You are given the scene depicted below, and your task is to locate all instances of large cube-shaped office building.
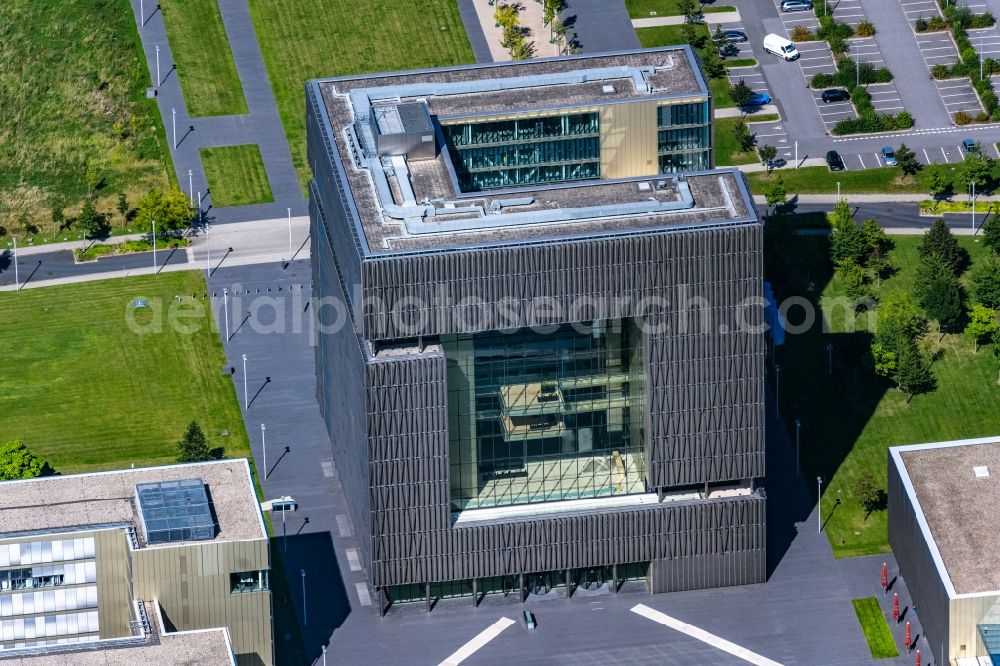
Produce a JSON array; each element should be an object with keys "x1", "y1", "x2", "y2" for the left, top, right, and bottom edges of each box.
[{"x1": 306, "y1": 47, "x2": 766, "y2": 610}]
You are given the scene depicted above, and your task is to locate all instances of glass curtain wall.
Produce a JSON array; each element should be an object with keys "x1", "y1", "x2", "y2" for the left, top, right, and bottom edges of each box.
[
  {"x1": 442, "y1": 113, "x2": 601, "y2": 191},
  {"x1": 444, "y1": 320, "x2": 646, "y2": 511},
  {"x1": 657, "y1": 101, "x2": 711, "y2": 173}
]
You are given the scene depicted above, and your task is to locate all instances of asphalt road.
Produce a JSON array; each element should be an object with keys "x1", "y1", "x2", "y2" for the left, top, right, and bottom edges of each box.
[{"x1": 0, "y1": 246, "x2": 189, "y2": 288}]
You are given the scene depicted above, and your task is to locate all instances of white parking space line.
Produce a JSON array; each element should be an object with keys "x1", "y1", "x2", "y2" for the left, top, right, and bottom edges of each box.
[
  {"x1": 874, "y1": 153, "x2": 882, "y2": 167},
  {"x1": 942, "y1": 146, "x2": 950, "y2": 163},
  {"x1": 439, "y1": 618, "x2": 517, "y2": 666},
  {"x1": 923, "y1": 148, "x2": 931, "y2": 163},
  {"x1": 631, "y1": 605, "x2": 785, "y2": 666},
  {"x1": 858, "y1": 154, "x2": 866, "y2": 168}
]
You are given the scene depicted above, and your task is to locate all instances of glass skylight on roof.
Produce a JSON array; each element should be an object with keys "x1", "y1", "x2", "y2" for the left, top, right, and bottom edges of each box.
[{"x1": 136, "y1": 478, "x2": 216, "y2": 545}]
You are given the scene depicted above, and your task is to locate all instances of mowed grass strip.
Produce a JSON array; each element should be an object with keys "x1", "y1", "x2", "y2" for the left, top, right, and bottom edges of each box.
[
  {"x1": 0, "y1": 272, "x2": 249, "y2": 474},
  {"x1": 247, "y1": 0, "x2": 474, "y2": 190},
  {"x1": 0, "y1": 0, "x2": 171, "y2": 236},
  {"x1": 852, "y1": 598, "x2": 899, "y2": 659},
  {"x1": 715, "y1": 114, "x2": 779, "y2": 166},
  {"x1": 747, "y1": 166, "x2": 926, "y2": 195},
  {"x1": 200, "y1": 144, "x2": 274, "y2": 207},
  {"x1": 160, "y1": 0, "x2": 248, "y2": 116}
]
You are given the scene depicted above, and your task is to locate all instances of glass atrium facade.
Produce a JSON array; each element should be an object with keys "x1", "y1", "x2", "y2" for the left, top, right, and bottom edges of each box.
[
  {"x1": 441, "y1": 112, "x2": 601, "y2": 191},
  {"x1": 658, "y1": 101, "x2": 711, "y2": 173},
  {"x1": 443, "y1": 320, "x2": 646, "y2": 511}
]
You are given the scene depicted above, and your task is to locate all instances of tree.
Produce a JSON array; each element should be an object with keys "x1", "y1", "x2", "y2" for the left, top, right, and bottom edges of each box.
[
  {"x1": 0, "y1": 440, "x2": 50, "y2": 480},
  {"x1": 678, "y1": 0, "x2": 698, "y2": 20},
  {"x1": 966, "y1": 304, "x2": 1000, "y2": 352},
  {"x1": 730, "y1": 79, "x2": 754, "y2": 108},
  {"x1": 51, "y1": 207, "x2": 66, "y2": 231},
  {"x1": 860, "y1": 219, "x2": 892, "y2": 285},
  {"x1": 830, "y1": 200, "x2": 867, "y2": 266},
  {"x1": 763, "y1": 176, "x2": 786, "y2": 215},
  {"x1": 914, "y1": 254, "x2": 953, "y2": 304},
  {"x1": 714, "y1": 24, "x2": 731, "y2": 49},
  {"x1": 75, "y1": 200, "x2": 108, "y2": 240},
  {"x1": 923, "y1": 164, "x2": 949, "y2": 210},
  {"x1": 839, "y1": 259, "x2": 872, "y2": 300},
  {"x1": 959, "y1": 150, "x2": 992, "y2": 189},
  {"x1": 117, "y1": 192, "x2": 129, "y2": 225},
  {"x1": 971, "y1": 255, "x2": 1000, "y2": 308},
  {"x1": 853, "y1": 470, "x2": 885, "y2": 516},
  {"x1": 895, "y1": 345, "x2": 936, "y2": 400},
  {"x1": 177, "y1": 421, "x2": 215, "y2": 463},
  {"x1": 982, "y1": 212, "x2": 1000, "y2": 255},
  {"x1": 871, "y1": 342, "x2": 898, "y2": 378},
  {"x1": 895, "y1": 144, "x2": 920, "y2": 177},
  {"x1": 758, "y1": 144, "x2": 777, "y2": 169},
  {"x1": 918, "y1": 218, "x2": 967, "y2": 275},
  {"x1": 135, "y1": 188, "x2": 196, "y2": 236},
  {"x1": 733, "y1": 119, "x2": 754, "y2": 153},
  {"x1": 542, "y1": 0, "x2": 562, "y2": 26},
  {"x1": 922, "y1": 273, "x2": 965, "y2": 334},
  {"x1": 700, "y1": 47, "x2": 725, "y2": 79},
  {"x1": 85, "y1": 164, "x2": 101, "y2": 196},
  {"x1": 681, "y1": 20, "x2": 697, "y2": 46},
  {"x1": 875, "y1": 291, "x2": 928, "y2": 358}
]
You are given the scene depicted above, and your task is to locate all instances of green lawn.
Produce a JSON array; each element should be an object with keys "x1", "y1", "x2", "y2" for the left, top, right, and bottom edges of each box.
[
  {"x1": 771, "y1": 232, "x2": 1000, "y2": 557},
  {"x1": 0, "y1": 272, "x2": 250, "y2": 474},
  {"x1": 725, "y1": 58, "x2": 758, "y2": 68},
  {"x1": 637, "y1": 24, "x2": 735, "y2": 107},
  {"x1": 716, "y1": 114, "x2": 780, "y2": 166},
  {"x1": 852, "y1": 598, "x2": 899, "y2": 659},
  {"x1": 0, "y1": 0, "x2": 171, "y2": 239},
  {"x1": 200, "y1": 144, "x2": 274, "y2": 207},
  {"x1": 626, "y1": 0, "x2": 735, "y2": 17},
  {"x1": 248, "y1": 0, "x2": 474, "y2": 190},
  {"x1": 160, "y1": 0, "x2": 248, "y2": 116},
  {"x1": 747, "y1": 166, "x2": 925, "y2": 195}
]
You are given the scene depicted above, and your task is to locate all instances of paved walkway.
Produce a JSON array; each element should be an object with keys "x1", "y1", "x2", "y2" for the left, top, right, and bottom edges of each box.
[
  {"x1": 563, "y1": 0, "x2": 639, "y2": 52},
  {"x1": 130, "y1": 0, "x2": 306, "y2": 225},
  {"x1": 716, "y1": 104, "x2": 780, "y2": 118},
  {"x1": 457, "y1": 0, "x2": 494, "y2": 63},
  {"x1": 632, "y1": 12, "x2": 742, "y2": 28}
]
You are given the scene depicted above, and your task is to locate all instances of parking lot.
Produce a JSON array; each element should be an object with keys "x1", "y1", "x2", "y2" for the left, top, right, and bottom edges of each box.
[
  {"x1": 867, "y1": 83, "x2": 905, "y2": 113},
  {"x1": 968, "y1": 26, "x2": 1000, "y2": 59},
  {"x1": 899, "y1": 0, "x2": 945, "y2": 28},
  {"x1": 827, "y1": 0, "x2": 868, "y2": 28},
  {"x1": 775, "y1": 0, "x2": 819, "y2": 31},
  {"x1": 936, "y1": 77, "x2": 985, "y2": 117}
]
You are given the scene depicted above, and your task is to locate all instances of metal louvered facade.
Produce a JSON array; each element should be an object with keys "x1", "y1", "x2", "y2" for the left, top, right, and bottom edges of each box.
[{"x1": 306, "y1": 68, "x2": 766, "y2": 608}]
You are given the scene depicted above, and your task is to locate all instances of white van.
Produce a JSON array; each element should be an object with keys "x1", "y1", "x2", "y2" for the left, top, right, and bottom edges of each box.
[{"x1": 763, "y1": 33, "x2": 799, "y2": 61}]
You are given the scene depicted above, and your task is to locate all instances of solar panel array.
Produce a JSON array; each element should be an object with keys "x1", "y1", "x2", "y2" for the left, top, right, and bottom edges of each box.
[{"x1": 136, "y1": 478, "x2": 216, "y2": 545}]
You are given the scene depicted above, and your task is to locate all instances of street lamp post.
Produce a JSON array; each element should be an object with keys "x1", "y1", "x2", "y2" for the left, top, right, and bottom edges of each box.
[
  {"x1": 188, "y1": 170, "x2": 194, "y2": 205},
  {"x1": 287, "y1": 207, "x2": 292, "y2": 256},
  {"x1": 12, "y1": 237, "x2": 18, "y2": 291},
  {"x1": 172, "y1": 108, "x2": 177, "y2": 150},
  {"x1": 837, "y1": 181, "x2": 841, "y2": 200},
  {"x1": 972, "y1": 181, "x2": 977, "y2": 232},
  {"x1": 140, "y1": 0, "x2": 144, "y2": 27},
  {"x1": 223, "y1": 288, "x2": 230, "y2": 341},
  {"x1": 795, "y1": 419, "x2": 801, "y2": 475},
  {"x1": 817, "y1": 476, "x2": 824, "y2": 533},
  {"x1": 242, "y1": 354, "x2": 248, "y2": 409},
  {"x1": 856, "y1": 53, "x2": 860, "y2": 88},
  {"x1": 775, "y1": 364, "x2": 781, "y2": 417},
  {"x1": 261, "y1": 424, "x2": 268, "y2": 480},
  {"x1": 155, "y1": 45, "x2": 160, "y2": 86},
  {"x1": 301, "y1": 570, "x2": 308, "y2": 626},
  {"x1": 322, "y1": 645, "x2": 327, "y2": 666},
  {"x1": 152, "y1": 219, "x2": 156, "y2": 269}
]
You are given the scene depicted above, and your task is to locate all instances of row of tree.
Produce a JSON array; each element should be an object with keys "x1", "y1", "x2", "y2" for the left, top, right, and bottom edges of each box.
[{"x1": 69, "y1": 188, "x2": 195, "y2": 242}]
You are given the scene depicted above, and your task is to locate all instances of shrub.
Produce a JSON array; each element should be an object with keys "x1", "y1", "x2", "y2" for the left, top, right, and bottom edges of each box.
[
  {"x1": 955, "y1": 110, "x2": 973, "y2": 125},
  {"x1": 811, "y1": 72, "x2": 834, "y2": 88},
  {"x1": 790, "y1": 25, "x2": 815, "y2": 41},
  {"x1": 932, "y1": 63, "x2": 952, "y2": 79},
  {"x1": 928, "y1": 15, "x2": 948, "y2": 31},
  {"x1": 914, "y1": 16, "x2": 928, "y2": 32},
  {"x1": 828, "y1": 35, "x2": 848, "y2": 55},
  {"x1": 985, "y1": 58, "x2": 1000, "y2": 76},
  {"x1": 874, "y1": 67, "x2": 894, "y2": 83},
  {"x1": 977, "y1": 111, "x2": 990, "y2": 123},
  {"x1": 856, "y1": 20, "x2": 877, "y2": 37},
  {"x1": 897, "y1": 110, "x2": 915, "y2": 129},
  {"x1": 971, "y1": 12, "x2": 995, "y2": 28}
]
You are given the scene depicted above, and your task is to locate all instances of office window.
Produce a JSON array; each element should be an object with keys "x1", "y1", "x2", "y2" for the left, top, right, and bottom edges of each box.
[
  {"x1": 658, "y1": 101, "x2": 708, "y2": 127},
  {"x1": 442, "y1": 112, "x2": 601, "y2": 191},
  {"x1": 443, "y1": 320, "x2": 646, "y2": 511},
  {"x1": 230, "y1": 570, "x2": 270, "y2": 594}
]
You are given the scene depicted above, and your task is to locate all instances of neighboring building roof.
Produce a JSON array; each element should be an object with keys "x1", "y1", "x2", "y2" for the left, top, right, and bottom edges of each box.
[
  {"x1": 0, "y1": 459, "x2": 266, "y2": 547},
  {"x1": 892, "y1": 437, "x2": 1000, "y2": 596},
  {"x1": 309, "y1": 47, "x2": 756, "y2": 257},
  {"x1": 4, "y1": 602, "x2": 236, "y2": 665}
]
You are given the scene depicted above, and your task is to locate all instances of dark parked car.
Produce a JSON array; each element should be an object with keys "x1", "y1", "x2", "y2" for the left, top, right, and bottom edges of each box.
[
  {"x1": 963, "y1": 138, "x2": 979, "y2": 153},
  {"x1": 781, "y1": 0, "x2": 814, "y2": 12},
  {"x1": 821, "y1": 88, "x2": 851, "y2": 103},
  {"x1": 826, "y1": 150, "x2": 845, "y2": 171},
  {"x1": 715, "y1": 30, "x2": 748, "y2": 43}
]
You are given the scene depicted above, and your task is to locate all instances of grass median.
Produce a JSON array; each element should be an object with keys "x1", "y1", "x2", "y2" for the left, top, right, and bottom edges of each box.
[
  {"x1": 747, "y1": 166, "x2": 925, "y2": 195},
  {"x1": 0, "y1": 272, "x2": 249, "y2": 474},
  {"x1": 200, "y1": 144, "x2": 274, "y2": 207},
  {"x1": 716, "y1": 114, "x2": 780, "y2": 166},
  {"x1": 852, "y1": 598, "x2": 899, "y2": 659},
  {"x1": 159, "y1": 0, "x2": 248, "y2": 116},
  {"x1": 248, "y1": 0, "x2": 474, "y2": 191}
]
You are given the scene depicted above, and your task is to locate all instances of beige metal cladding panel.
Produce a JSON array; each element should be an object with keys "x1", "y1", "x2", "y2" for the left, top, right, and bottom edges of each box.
[
  {"x1": 599, "y1": 101, "x2": 659, "y2": 180},
  {"x1": 95, "y1": 529, "x2": 132, "y2": 639},
  {"x1": 133, "y1": 540, "x2": 272, "y2": 666}
]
